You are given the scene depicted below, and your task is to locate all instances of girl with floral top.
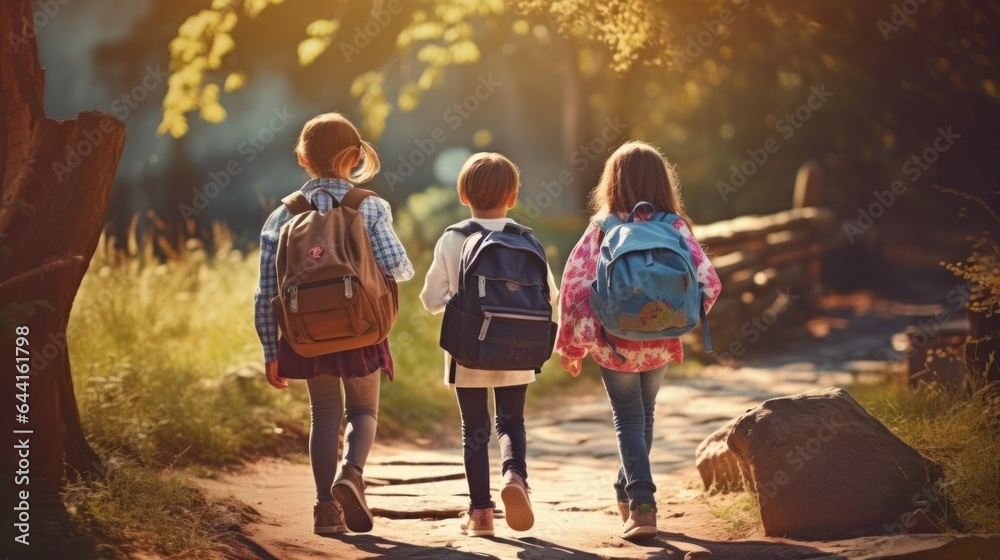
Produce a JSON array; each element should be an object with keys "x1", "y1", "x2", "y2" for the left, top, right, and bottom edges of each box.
[{"x1": 556, "y1": 141, "x2": 721, "y2": 540}]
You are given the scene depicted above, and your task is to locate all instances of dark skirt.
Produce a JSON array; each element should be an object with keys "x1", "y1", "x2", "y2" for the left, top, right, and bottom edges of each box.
[{"x1": 276, "y1": 337, "x2": 394, "y2": 381}]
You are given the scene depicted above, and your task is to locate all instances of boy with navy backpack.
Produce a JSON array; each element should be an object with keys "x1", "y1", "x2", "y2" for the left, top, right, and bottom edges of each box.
[{"x1": 420, "y1": 152, "x2": 558, "y2": 537}]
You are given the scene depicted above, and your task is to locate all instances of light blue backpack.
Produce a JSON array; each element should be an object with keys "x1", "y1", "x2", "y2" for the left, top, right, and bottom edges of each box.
[{"x1": 588, "y1": 201, "x2": 712, "y2": 362}]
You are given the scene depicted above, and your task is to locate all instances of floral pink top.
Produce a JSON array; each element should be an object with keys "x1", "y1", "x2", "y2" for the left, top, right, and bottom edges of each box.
[{"x1": 556, "y1": 218, "x2": 722, "y2": 372}]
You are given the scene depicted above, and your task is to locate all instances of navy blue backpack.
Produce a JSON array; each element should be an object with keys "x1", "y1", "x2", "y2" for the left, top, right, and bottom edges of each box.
[
  {"x1": 440, "y1": 221, "x2": 557, "y2": 382},
  {"x1": 589, "y1": 202, "x2": 712, "y2": 362}
]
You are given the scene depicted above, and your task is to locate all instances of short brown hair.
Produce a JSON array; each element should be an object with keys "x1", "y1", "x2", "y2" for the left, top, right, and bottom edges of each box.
[
  {"x1": 457, "y1": 152, "x2": 520, "y2": 211},
  {"x1": 295, "y1": 112, "x2": 380, "y2": 182}
]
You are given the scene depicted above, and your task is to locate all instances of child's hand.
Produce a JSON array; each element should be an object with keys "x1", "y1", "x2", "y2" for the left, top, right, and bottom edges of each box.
[
  {"x1": 265, "y1": 361, "x2": 288, "y2": 389},
  {"x1": 560, "y1": 355, "x2": 582, "y2": 377}
]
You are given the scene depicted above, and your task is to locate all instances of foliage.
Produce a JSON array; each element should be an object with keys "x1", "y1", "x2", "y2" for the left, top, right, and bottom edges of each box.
[
  {"x1": 847, "y1": 376, "x2": 1000, "y2": 533},
  {"x1": 937, "y1": 186, "x2": 1000, "y2": 317},
  {"x1": 394, "y1": 184, "x2": 467, "y2": 253},
  {"x1": 515, "y1": 0, "x2": 678, "y2": 71},
  {"x1": 157, "y1": 0, "x2": 1000, "y2": 227},
  {"x1": 158, "y1": 0, "x2": 284, "y2": 137},
  {"x1": 946, "y1": 235, "x2": 1000, "y2": 317},
  {"x1": 161, "y1": 0, "x2": 506, "y2": 139}
]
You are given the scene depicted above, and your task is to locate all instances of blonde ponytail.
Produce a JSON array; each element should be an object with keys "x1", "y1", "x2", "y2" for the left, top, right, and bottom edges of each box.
[
  {"x1": 295, "y1": 113, "x2": 380, "y2": 183},
  {"x1": 350, "y1": 141, "x2": 380, "y2": 183}
]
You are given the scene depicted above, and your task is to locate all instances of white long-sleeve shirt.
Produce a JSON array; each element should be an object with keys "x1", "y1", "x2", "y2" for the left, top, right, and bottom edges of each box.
[{"x1": 420, "y1": 217, "x2": 559, "y2": 388}]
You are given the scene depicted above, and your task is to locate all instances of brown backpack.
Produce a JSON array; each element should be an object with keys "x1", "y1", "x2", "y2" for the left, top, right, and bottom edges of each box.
[{"x1": 270, "y1": 187, "x2": 399, "y2": 357}]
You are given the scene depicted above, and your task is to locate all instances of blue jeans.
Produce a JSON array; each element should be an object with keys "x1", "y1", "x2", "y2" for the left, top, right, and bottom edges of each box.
[
  {"x1": 456, "y1": 385, "x2": 528, "y2": 509},
  {"x1": 599, "y1": 365, "x2": 667, "y2": 510}
]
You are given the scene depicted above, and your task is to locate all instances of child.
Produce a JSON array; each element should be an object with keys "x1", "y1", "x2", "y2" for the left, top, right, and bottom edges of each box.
[
  {"x1": 556, "y1": 141, "x2": 721, "y2": 540},
  {"x1": 420, "y1": 153, "x2": 558, "y2": 536},
  {"x1": 254, "y1": 112, "x2": 414, "y2": 535}
]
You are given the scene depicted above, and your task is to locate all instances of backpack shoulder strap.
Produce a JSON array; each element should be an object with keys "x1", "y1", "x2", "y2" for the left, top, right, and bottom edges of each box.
[
  {"x1": 657, "y1": 212, "x2": 682, "y2": 225},
  {"x1": 340, "y1": 188, "x2": 377, "y2": 211},
  {"x1": 445, "y1": 220, "x2": 486, "y2": 237},
  {"x1": 598, "y1": 213, "x2": 625, "y2": 233},
  {"x1": 501, "y1": 222, "x2": 533, "y2": 236},
  {"x1": 281, "y1": 192, "x2": 314, "y2": 215}
]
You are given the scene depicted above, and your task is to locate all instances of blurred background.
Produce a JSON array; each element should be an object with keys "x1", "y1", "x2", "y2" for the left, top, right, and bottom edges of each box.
[
  {"x1": 41, "y1": 0, "x2": 997, "y2": 463},
  {"x1": 38, "y1": 0, "x2": 997, "y2": 442},
  {"x1": 18, "y1": 1, "x2": 998, "y2": 555},
  {"x1": 39, "y1": 0, "x2": 997, "y2": 266}
]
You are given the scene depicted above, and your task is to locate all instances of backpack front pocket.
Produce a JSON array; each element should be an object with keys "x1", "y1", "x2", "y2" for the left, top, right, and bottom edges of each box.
[
  {"x1": 475, "y1": 307, "x2": 555, "y2": 370},
  {"x1": 291, "y1": 276, "x2": 371, "y2": 341}
]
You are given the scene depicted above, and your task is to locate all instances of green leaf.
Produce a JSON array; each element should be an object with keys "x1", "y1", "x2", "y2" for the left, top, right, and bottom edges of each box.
[
  {"x1": 306, "y1": 18, "x2": 339, "y2": 38},
  {"x1": 298, "y1": 37, "x2": 330, "y2": 66}
]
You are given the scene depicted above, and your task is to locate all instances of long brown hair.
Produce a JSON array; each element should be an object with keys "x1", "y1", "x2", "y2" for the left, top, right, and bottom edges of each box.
[
  {"x1": 295, "y1": 112, "x2": 380, "y2": 182},
  {"x1": 589, "y1": 141, "x2": 691, "y2": 227}
]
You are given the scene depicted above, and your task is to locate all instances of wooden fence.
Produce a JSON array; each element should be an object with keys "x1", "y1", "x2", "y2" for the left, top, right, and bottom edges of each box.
[{"x1": 687, "y1": 163, "x2": 842, "y2": 351}]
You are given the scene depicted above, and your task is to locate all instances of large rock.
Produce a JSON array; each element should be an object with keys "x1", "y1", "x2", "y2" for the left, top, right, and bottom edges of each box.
[
  {"x1": 695, "y1": 418, "x2": 743, "y2": 493},
  {"x1": 727, "y1": 387, "x2": 944, "y2": 539}
]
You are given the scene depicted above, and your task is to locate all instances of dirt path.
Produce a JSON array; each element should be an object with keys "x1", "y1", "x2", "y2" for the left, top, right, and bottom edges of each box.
[
  {"x1": 199, "y1": 363, "x2": 996, "y2": 560},
  {"x1": 200, "y1": 303, "x2": 998, "y2": 559}
]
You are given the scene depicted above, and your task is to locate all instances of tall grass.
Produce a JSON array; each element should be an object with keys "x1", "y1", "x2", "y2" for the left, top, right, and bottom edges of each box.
[
  {"x1": 70, "y1": 225, "x2": 309, "y2": 467},
  {"x1": 63, "y1": 214, "x2": 587, "y2": 554},
  {"x1": 63, "y1": 459, "x2": 255, "y2": 559},
  {"x1": 65, "y1": 225, "x2": 311, "y2": 556},
  {"x1": 847, "y1": 371, "x2": 1000, "y2": 533},
  {"x1": 709, "y1": 491, "x2": 762, "y2": 538}
]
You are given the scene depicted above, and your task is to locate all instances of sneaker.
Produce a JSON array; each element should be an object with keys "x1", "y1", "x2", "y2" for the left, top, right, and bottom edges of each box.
[
  {"x1": 313, "y1": 500, "x2": 347, "y2": 535},
  {"x1": 460, "y1": 507, "x2": 495, "y2": 537},
  {"x1": 500, "y1": 471, "x2": 534, "y2": 531},
  {"x1": 332, "y1": 463, "x2": 374, "y2": 533},
  {"x1": 616, "y1": 500, "x2": 630, "y2": 523},
  {"x1": 622, "y1": 503, "x2": 657, "y2": 541}
]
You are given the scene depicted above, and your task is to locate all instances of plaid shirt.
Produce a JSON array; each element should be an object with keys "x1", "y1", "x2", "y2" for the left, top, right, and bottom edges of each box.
[{"x1": 254, "y1": 178, "x2": 414, "y2": 363}]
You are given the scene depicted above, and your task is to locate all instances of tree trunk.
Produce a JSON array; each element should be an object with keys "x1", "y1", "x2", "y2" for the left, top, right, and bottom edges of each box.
[{"x1": 1, "y1": 0, "x2": 126, "y2": 544}]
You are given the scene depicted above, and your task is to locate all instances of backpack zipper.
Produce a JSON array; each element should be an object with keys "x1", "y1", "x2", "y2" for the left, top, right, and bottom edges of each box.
[
  {"x1": 478, "y1": 309, "x2": 551, "y2": 341},
  {"x1": 478, "y1": 275, "x2": 486, "y2": 298},
  {"x1": 289, "y1": 286, "x2": 299, "y2": 313}
]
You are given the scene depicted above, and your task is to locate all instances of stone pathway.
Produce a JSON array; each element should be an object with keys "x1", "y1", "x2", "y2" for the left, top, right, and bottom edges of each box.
[{"x1": 200, "y1": 297, "x2": 999, "y2": 559}]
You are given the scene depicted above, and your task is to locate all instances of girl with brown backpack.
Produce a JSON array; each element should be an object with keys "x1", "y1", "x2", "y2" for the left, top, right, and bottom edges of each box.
[{"x1": 254, "y1": 112, "x2": 413, "y2": 535}]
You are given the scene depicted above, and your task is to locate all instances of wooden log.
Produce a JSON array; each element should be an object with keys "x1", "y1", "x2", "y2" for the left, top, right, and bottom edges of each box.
[
  {"x1": 763, "y1": 228, "x2": 814, "y2": 253},
  {"x1": 716, "y1": 259, "x2": 810, "y2": 300},
  {"x1": 793, "y1": 162, "x2": 825, "y2": 287},
  {"x1": 762, "y1": 242, "x2": 826, "y2": 269},
  {"x1": 694, "y1": 207, "x2": 834, "y2": 247},
  {"x1": 710, "y1": 250, "x2": 761, "y2": 279},
  {"x1": 793, "y1": 162, "x2": 824, "y2": 209},
  {"x1": 698, "y1": 220, "x2": 833, "y2": 260}
]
